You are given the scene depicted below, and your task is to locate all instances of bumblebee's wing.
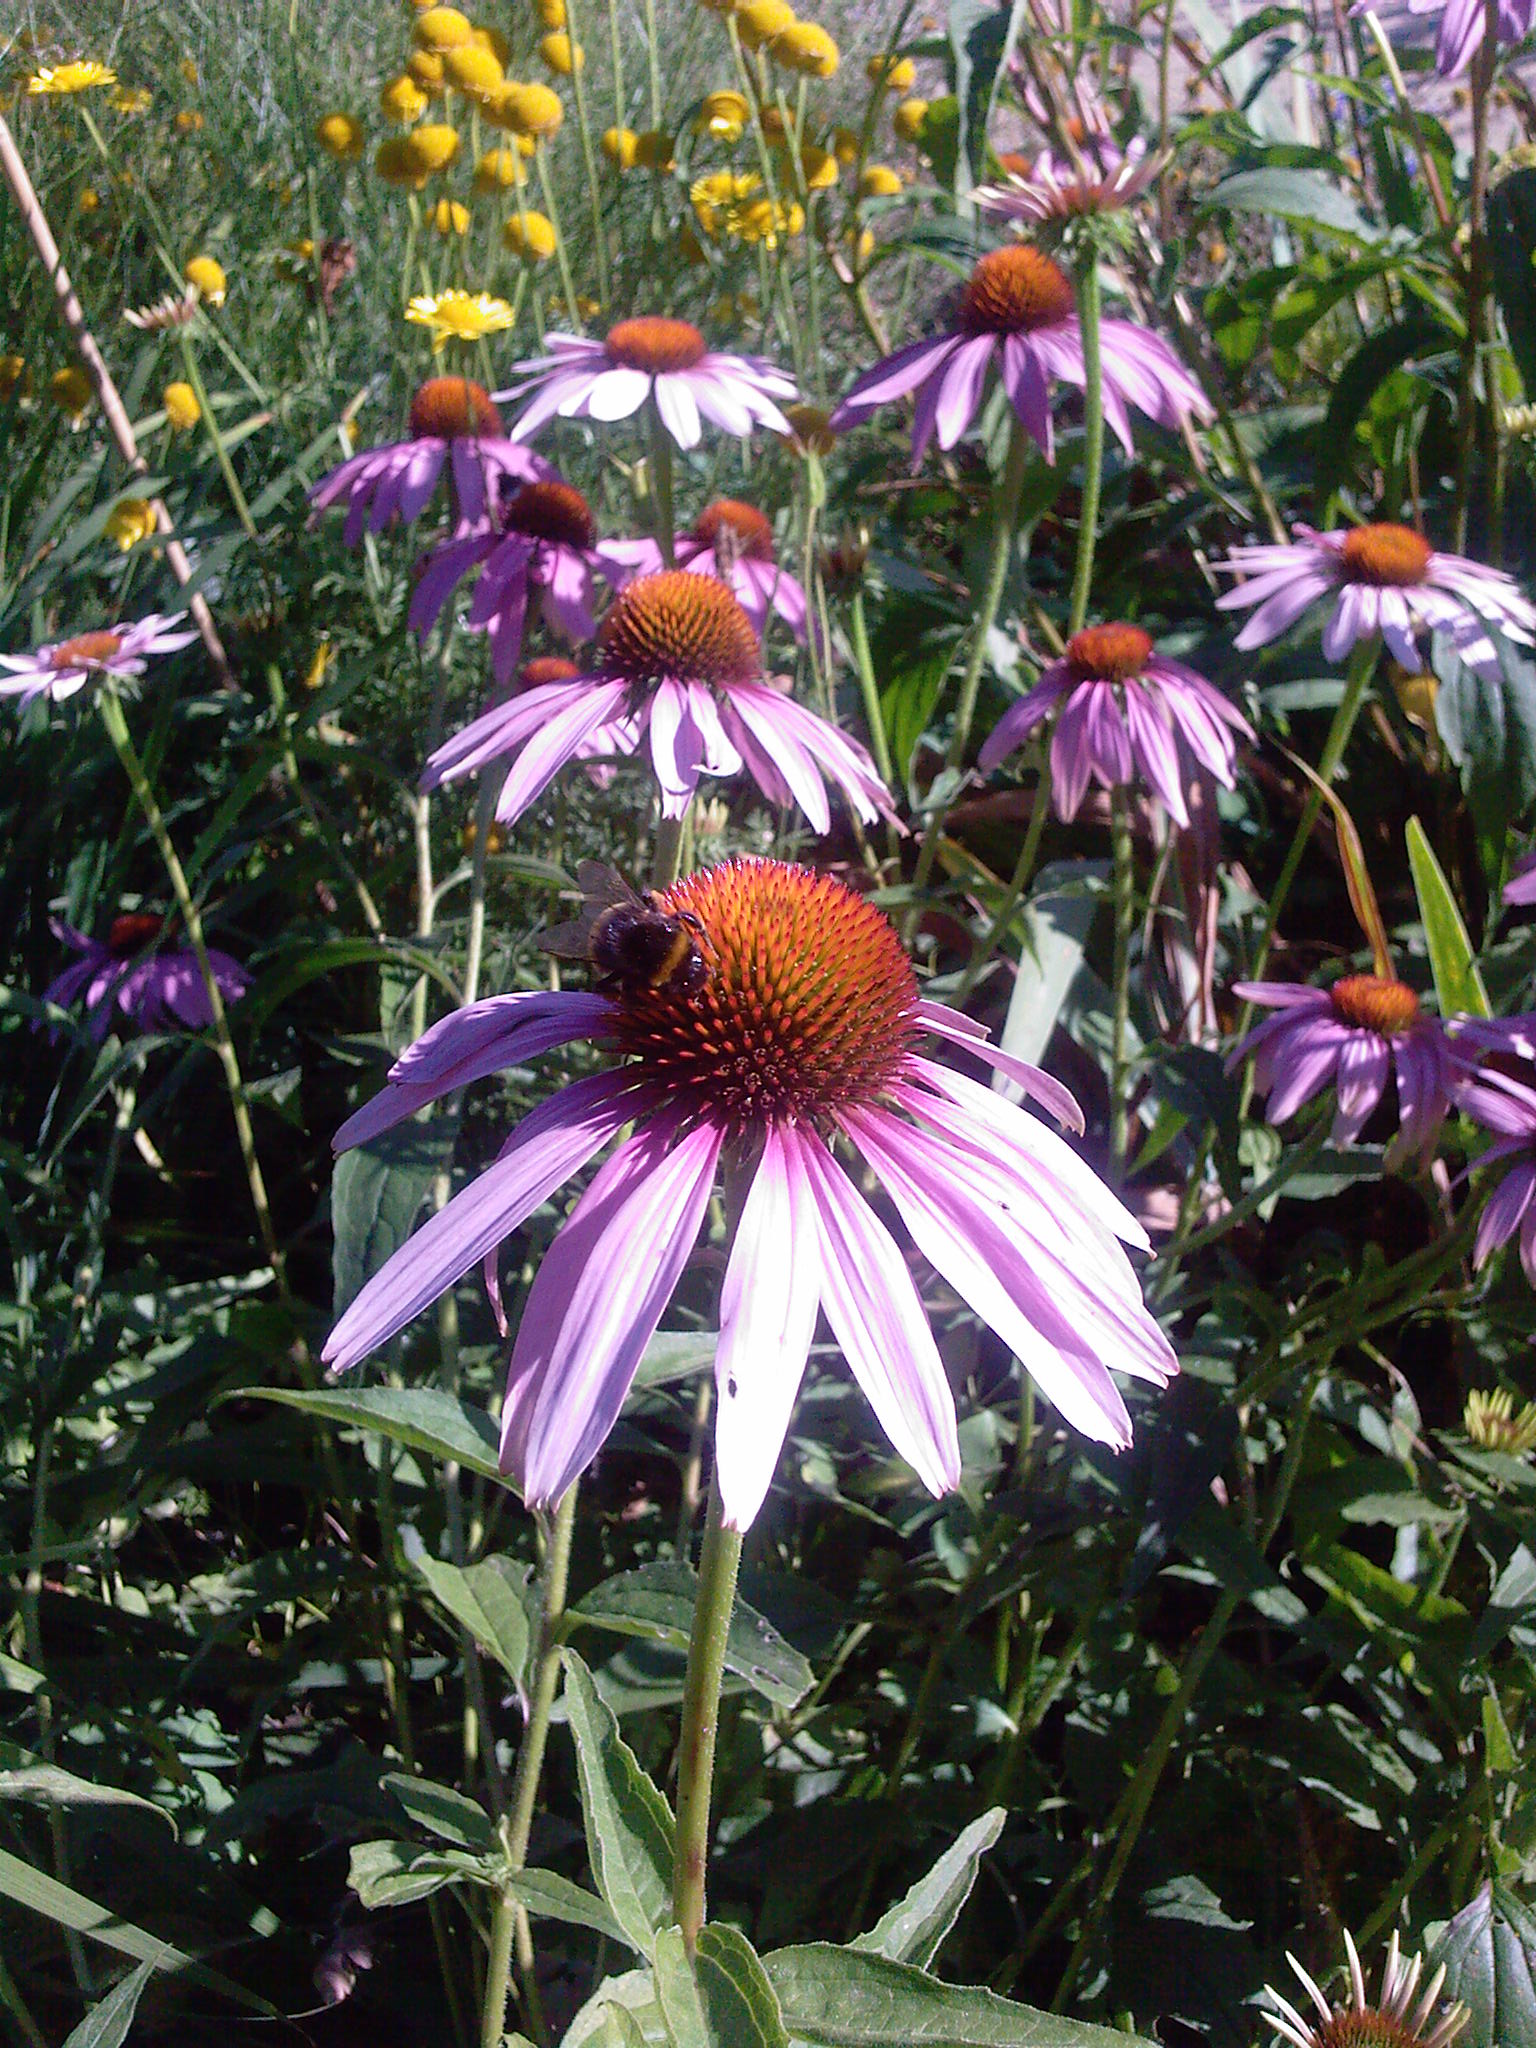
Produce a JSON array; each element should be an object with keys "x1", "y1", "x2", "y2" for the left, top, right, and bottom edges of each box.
[{"x1": 539, "y1": 863, "x2": 637, "y2": 959}]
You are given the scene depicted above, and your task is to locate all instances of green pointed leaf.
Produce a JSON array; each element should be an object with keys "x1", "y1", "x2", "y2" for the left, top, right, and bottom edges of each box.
[
  {"x1": 763, "y1": 1945, "x2": 1160, "y2": 2048},
  {"x1": 1470, "y1": 1543, "x2": 1536, "y2": 1662},
  {"x1": 573, "y1": 1564, "x2": 812, "y2": 1710},
  {"x1": 1428, "y1": 1881, "x2": 1536, "y2": 2048},
  {"x1": 855, "y1": 1810, "x2": 1006, "y2": 1967},
  {"x1": 655, "y1": 1926, "x2": 790, "y2": 2048},
  {"x1": 229, "y1": 1385, "x2": 504, "y2": 1483},
  {"x1": 348, "y1": 1838, "x2": 500, "y2": 1907},
  {"x1": 411, "y1": 1550, "x2": 534, "y2": 1684},
  {"x1": 384, "y1": 1773, "x2": 499, "y2": 1852},
  {"x1": 332, "y1": 1117, "x2": 460, "y2": 1316},
  {"x1": 504, "y1": 1870, "x2": 627, "y2": 1943},
  {"x1": 1207, "y1": 167, "x2": 1380, "y2": 240},
  {"x1": 562, "y1": 1650, "x2": 676, "y2": 1957},
  {"x1": 62, "y1": 1960, "x2": 157, "y2": 2048},
  {"x1": 1406, "y1": 817, "x2": 1490, "y2": 1019},
  {"x1": 0, "y1": 1763, "x2": 175, "y2": 1832},
  {"x1": 564, "y1": 1968, "x2": 669, "y2": 2048},
  {"x1": 0, "y1": 1848, "x2": 270, "y2": 2013}
]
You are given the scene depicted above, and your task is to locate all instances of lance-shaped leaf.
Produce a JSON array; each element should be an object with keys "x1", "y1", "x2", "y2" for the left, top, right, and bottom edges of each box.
[
  {"x1": 563, "y1": 1650, "x2": 676, "y2": 1956},
  {"x1": 1427, "y1": 1880, "x2": 1536, "y2": 2048},
  {"x1": 854, "y1": 1809, "x2": 1006, "y2": 1968},
  {"x1": 408, "y1": 1548, "x2": 535, "y2": 1686},
  {"x1": 1405, "y1": 817, "x2": 1490, "y2": 1020},
  {"x1": 572, "y1": 1564, "x2": 812, "y2": 1710},
  {"x1": 61, "y1": 1960, "x2": 157, "y2": 2048},
  {"x1": 655, "y1": 1924, "x2": 789, "y2": 2048},
  {"x1": 230, "y1": 1385, "x2": 504, "y2": 1483}
]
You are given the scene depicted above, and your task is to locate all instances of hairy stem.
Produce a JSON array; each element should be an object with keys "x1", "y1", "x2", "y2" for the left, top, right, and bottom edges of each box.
[
  {"x1": 1067, "y1": 254, "x2": 1105, "y2": 636},
  {"x1": 672, "y1": 1477, "x2": 744, "y2": 1952}
]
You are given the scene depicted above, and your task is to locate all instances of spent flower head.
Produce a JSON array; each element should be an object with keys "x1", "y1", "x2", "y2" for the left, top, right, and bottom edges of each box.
[{"x1": 1464, "y1": 1385, "x2": 1536, "y2": 1453}]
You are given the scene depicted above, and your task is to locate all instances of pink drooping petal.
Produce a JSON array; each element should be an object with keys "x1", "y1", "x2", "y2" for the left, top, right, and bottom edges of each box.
[
  {"x1": 504, "y1": 1116, "x2": 725, "y2": 1505},
  {"x1": 719, "y1": 688, "x2": 832, "y2": 833},
  {"x1": 842, "y1": 1105, "x2": 1136, "y2": 1446},
  {"x1": 1124, "y1": 680, "x2": 1189, "y2": 827},
  {"x1": 788, "y1": 1126, "x2": 961, "y2": 1497},
  {"x1": 494, "y1": 680, "x2": 632, "y2": 823},
  {"x1": 334, "y1": 990, "x2": 615, "y2": 1151},
  {"x1": 713, "y1": 1126, "x2": 822, "y2": 1530},
  {"x1": 1000, "y1": 332, "x2": 1055, "y2": 460},
  {"x1": 830, "y1": 337, "x2": 964, "y2": 429},
  {"x1": 1262, "y1": 1022, "x2": 1353, "y2": 1125},
  {"x1": 1331, "y1": 1030, "x2": 1390, "y2": 1144},
  {"x1": 1474, "y1": 1156, "x2": 1536, "y2": 1266},
  {"x1": 648, "y1": 679, "x2": 708, "y2": 807},
  {"x1": 422, "y1": 679, "x2": 588, "y2": 790},
  {"x1": 653, "y1": 373, "x2": 703, "y2": 448},
  {"x1": 977, "y1": 677, "x2": 1061, "y2": 771},
  {"x1": 917, "y1": 1004, "x2": 1084, "y2": 1132},
  {"x1": 323, "y1": 1071, "x2": 645, "y2": 1373}
]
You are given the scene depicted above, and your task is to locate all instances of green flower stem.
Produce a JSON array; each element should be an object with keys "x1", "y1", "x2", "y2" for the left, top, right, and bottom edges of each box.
[
  {"x1": 1108, "y1": 783, "x2": 1135, "y2": 1178},
  {"x1": 907, "y1": 417, "x2": 1032, "y2": 910},
  {"x1": 647, "y1": 398, "x2": 677, "y2": 566},
  {"x1": 1067, "y1": 254, "x2": 1105, "y2": 636},
  {"x1": 605, "y1": 0, "x2": 627, "y2": 133},
  {"x1": 953, "y1": 741, "x2": 1055, "y2": 1002},
  {"x1": 652, "y1": 811, "x2": 686, "y2": 890},
  {"x1": 848, "y1": 586, "x2": 895, "y2": 790},
  {"x1": 673, "y1": 1475, "x2": 744, "y2": 1953},
  {"x1": 561, "y1": 0, "x2": 611, "y2": 313},
  {"x1": 534, "y1": 142, "x2": 583, "y2": 331},
  {"x1": 462, "y1": 771, "x2": 500, "y2": 1007},
  {"x1": 483, "y1": 1484, "x2": 579, "y2": 2048},
  {"x1": 641, "y1": 0, "x2": 665, "y2": 126},
  {"x1": 97, "y1": 685, "x2": 284, "y2": 1285},
  {"x1": 1239, "y1": 639, "x2": 1376, "y2": 1072}
]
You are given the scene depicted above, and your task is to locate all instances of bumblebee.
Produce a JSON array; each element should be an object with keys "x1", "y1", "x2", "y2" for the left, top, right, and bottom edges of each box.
[{"x1": 541, "y1": 861, "x2": 710, "y2": 996}]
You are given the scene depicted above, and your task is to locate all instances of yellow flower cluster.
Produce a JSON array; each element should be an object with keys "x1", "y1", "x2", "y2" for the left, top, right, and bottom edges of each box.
[{"x1": 691, "y1": 170, "x2": 803, "y2": 247}]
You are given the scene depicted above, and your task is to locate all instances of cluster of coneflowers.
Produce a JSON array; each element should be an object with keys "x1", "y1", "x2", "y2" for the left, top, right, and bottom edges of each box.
[{"x1": 15, "y1": 27, "x2": 1536, "y2": 1555}]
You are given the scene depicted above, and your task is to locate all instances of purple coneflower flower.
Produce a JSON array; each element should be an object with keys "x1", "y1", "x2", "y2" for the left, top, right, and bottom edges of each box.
[
  {"x1": 828, "y1": 243, "x2": 1212, "y2": 467},
  {"x1": 500, "y1": 317, "x2": 797, "y2": 450},
  {"x1": 1, "y1": 615, "x2": 197, "y2": 707},
  {"x1": 602, "y1": 498, "x2": 814, "y2": 648},
  {"x1": 1215, "y1": 522, "x2": 1536, "y2": 677},
  {"x1": 421, "y1": 570, "x2": 892, "y2": 833},
  {"x1": 409, "y1": 479, "x2": 622, "y2": 681},
  {"x1": 310, "y1": 377, "x2": 550, "y2": 545},
  {"x1": 42, "y1": 913, "x2": 249, "y2": 1040},
  {"x1": 1228, "y1": 972, "x2": 1455, "y2": 1162},
  {"x1": 323, "y1": 858, "x2": 1177, "y2": 1524},
  {"x1": 974, "y1": 136, "x2": 1160, "y2": 221},
  {"x1": 977, "y1": 623, "x2": 1251, "y2": 826}
]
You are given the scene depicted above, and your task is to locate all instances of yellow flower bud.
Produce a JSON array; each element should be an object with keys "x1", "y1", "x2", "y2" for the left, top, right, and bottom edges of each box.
[
  {"x1": 316, "y1": 110, "x2": 365, "y2": 158},
  {"x1": 893, "y1": 96, "x2": 928, "y2": 143},
  {"x1": 866, "y1": 52, "x2": 915, "y2": 91},
  {"x1": 859, "y1": 162, "x2": 902, "y2": 197},
  {"x1": 443, "y1": 42, "x2": 504, "y2": 99},
  {"x1": 407, "y1": 48, "x2": 446, "y2": 91},
  {"x1": 184, "y1": 253, "x2": 227, "y2": 303},
  {"x1": 430, "y1": 197, "x2": 471, "y2": 233},
  {"x1": 380, "y1": 73, "x2": 429, "y2": 123},
  {"x1": 696, "y1": 89, "x2": 749, "y2": 141},
  {"x1": 402, "y1": 123, "x2": 461, "y2": 176},
  {"x1": 413, "y1": 6, "x2": 475, "y2": 50},
  {"x1": 602, "y1": 125, "x2": 640, "y2": 168},
  {"x1": 475, "y1": 146, "x2": 527, "y2": 189},
  {"x1": 539, "y1": 32, "x2": 583, "y2": 72},
  {"x1": 738, "y1": 0, "x2": 795, "y2": 48},
  {"x1": 106, "y1": 497, "x2": 157, "y2": 551},
  {"x1": 495, "y1": 81, "x2": 562, "y2": 135},
  {"x1": 774, "y1": 19, "x2": 839, "y2": 74},
  {"x1": 503, "y1": 209, "x2": 557, "y2": 261},
  {"x1": 534, "y1": 0, "x2": 567, "y2": 24},
  {"x1": 830, "y1": 125, "x2": 859, "y2": 165},
  {"x1": 163, "y1": 380, "x2": 200, "y2": 430}
]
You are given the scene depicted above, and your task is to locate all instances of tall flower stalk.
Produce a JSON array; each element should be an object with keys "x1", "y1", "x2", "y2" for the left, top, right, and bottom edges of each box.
[{"x1": 671, "y1": 1477, "x2": 744, "y2": 1950}]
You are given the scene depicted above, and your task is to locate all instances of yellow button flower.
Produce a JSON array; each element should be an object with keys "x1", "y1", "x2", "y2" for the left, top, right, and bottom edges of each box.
[
  {"x1": 316, "y1": 110, "x2": 365, "y2": 158},
  {"x1": 184, "y1": 254, "x2": 227, "y2": 304},
  {"x1": 635, "y1": 129, "x2": 675, "y2": 169},
  {"x1": 602, "y1": 125, "x2": 640, "y2": 168},
  {"x1": 893, "y1": 96, "x2": 928, "y2": 143},
  {"x1": 474, "y1": 25, "x2": 512, "y2": 61},
  {"x1": 696, "y1": 89, "x2": 749, "y2": 141},
  {"x1": 475, "y1": 145, "x2": 527, "y2": 189},
  {"x1": 406, "y1": 288, "x2": 517, "y2": 347},
  {"x1": 443, "y1": 43, "x2": 503, "y2": 98},
  {"x1": 106, "y1": 497, "x2": 157, "y2": 551},
  {"x1": 402, "y1": 124, "x2": 461, "y2": 177},
  {"x1": 792, "y1": 141, "x2": 837, "y2": 188},
  {"x1": 1, "y1": 355, "x2": 30, "y2": 401},
  {"x1": 866, "y1": 53, "x2": 915, "y2": 92},
  {"x1": 859, "y1": 162, "x2": 902, "y2": 197},
  {"x1": 27, "y1": 61, "x2": 117, "y2": 95},
  {"x1": 775, "y1": 20, "x2": 839, "y2": 74},
  {"x1": 534, "y1": 0, "x2": 567, "y2": 25},
  {"x1": 539, "y1": 33, "x2": 583, "y2": 73},
  {"x1": 380, "y1": 73, "x2": 429, "y2": 124},
  {"x1": 163, "y1": 380, "x2": 200, "y2": 430},
  {"x1": 503, "y1": 211, "x2": 557, "y2": 262},
  {"x1": 494, "y1": 81, "x2": 562, "y2": 136},
  {"x1": 738, "y1": 0, "x2": 795, "y2": 48},
  {"x1": 431, "y1": 198, "x2": 471, "y2": 233},
  {"x1": 830, "y1": 125, "x2": 859, "y2": 165},
  {"x1": 413, "y1": 6, "x2": 475, "y2": 50},
  {"x1": 50, "y1": 366, "x2": 94, "y2": 418},
  {"x1": 407, "y1": 48, "x2": 446, "y2": 90}
]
